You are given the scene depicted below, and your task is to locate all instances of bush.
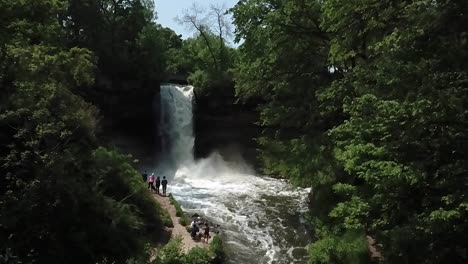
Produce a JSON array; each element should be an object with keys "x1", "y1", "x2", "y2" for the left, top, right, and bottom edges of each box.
[
  {"x1": 154, "y1": 237, "x2": 214, "y2": 264},
  {"x1": 209, "y1": 236, "x2": 225, "y2": 264},
  {"x1": 90, "y1": 148, "x2": 173, "y2": 259},
  {"x1": 154, "y1": 237, "x2": 186, "y2": 264},
  {"x1": 179, "y1": 217, "x2": 188, "y2": 226},
  {"x1": 185, "y1": 247, "x2": 212, "y2": 264},
  {"x1": 168, "y1": 194, "x2": 189, "y2": 226},
  {"x1": 309, "y1": 230, "x2": 369, "y2": 264},
  {"x1": 93, "y1": 147, "x2": 168, "y2": 231},
  {"x1": 158, "y1": 205, "x2": 173, "y2": 228}
]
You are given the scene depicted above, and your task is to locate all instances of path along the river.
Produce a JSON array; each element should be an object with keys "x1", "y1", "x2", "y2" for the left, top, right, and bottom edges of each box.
[{"x1": 152, "y1": 193, "x2": 210, "y2": 252}]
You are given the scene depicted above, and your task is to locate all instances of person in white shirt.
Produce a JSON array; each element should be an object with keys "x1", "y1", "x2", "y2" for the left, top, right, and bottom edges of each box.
[{"x1": 190, "y1": 219, "x2": 199, "y2": 239}]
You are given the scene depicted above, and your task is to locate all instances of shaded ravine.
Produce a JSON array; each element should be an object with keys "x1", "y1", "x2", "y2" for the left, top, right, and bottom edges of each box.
[{"x1": 156, "y1": 84, "x2": 311, "y2": 264}]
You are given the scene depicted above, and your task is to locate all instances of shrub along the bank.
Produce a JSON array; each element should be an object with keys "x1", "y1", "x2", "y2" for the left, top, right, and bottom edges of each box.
[
  {"x1": 168, "y1": 194, "x2": 189, "y2": 226},
  {"x1": 0, "y1": 1, "x2": 178, "y2": 263},
  {"x1": 92, "y1": 148, "x2": 173, "y2": 229},
  {"x1": 209, "y1": 235, "x2": 225, "y2": 264},
  {"x1": 154, "y1": 235, "x2": 225, "y2": 264}
]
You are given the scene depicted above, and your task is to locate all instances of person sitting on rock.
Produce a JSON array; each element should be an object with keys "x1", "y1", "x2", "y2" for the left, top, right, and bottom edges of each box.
[{"x1": 190, "y1": 219, "x2": 199, "y2": 239}]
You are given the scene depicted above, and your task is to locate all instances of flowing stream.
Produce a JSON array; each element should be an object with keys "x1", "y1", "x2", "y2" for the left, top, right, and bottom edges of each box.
[{"x1": 157, "y1": 84, "x2": 311, "y2": 264}]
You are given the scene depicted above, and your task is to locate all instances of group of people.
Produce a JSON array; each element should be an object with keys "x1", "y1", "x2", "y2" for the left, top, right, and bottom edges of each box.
[
  {"x1": 143, "y1": 170, "x2": 215, "y2": 244},
  {"x1": 142, "y1": 171, "x2": 168, "y2": 196},
  {"x1": 190, "y1": 218, "x2": 210, "y2": 243}
]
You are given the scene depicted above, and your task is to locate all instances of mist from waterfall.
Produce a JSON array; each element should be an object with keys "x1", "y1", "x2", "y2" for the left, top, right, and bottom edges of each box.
[
  {"x1": 158, "y1": 84, "x2": 311, "y2": 264},
  {"x1": 160, "y1": 84, "x2": 195, "y2": 166}
]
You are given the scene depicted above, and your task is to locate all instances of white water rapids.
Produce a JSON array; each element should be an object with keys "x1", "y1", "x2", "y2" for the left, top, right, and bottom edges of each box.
[{"x1": 157, "y1": 84, "x2": 311, "y2": 263}]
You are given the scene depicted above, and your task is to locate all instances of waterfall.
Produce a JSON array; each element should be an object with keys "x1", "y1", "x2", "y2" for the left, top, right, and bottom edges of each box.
[
  {"x1": 159, "y1": 84, "x2": 195, "y2": 166},
  {"x1": 157, "y1": 83, "x2": 311, "y2": 264}
]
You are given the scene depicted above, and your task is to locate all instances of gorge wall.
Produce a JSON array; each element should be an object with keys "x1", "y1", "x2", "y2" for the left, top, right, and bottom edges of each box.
[
  {"x1": 193, "y1": 90, "x2": 261, "y2": 168},
  {"x1": 95, "y1": 78, "x2": 261, "y2": 172}
]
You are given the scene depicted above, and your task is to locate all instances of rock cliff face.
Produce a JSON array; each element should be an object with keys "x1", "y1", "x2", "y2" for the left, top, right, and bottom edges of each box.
[
  {"x1": 86, "y1": 75, "x2": 161, "y2": 164},
  {"x1": 193, "y1": 91, "x2": 261, "y2": 168},
  {"x1": 94, "y1": 78, "x2": 261, "y2": 171}
]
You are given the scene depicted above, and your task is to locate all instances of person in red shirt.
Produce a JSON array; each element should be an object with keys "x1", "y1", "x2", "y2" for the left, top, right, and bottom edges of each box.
[{"x1": 148, "y1": 173, "x2": 156, "y2": 192}]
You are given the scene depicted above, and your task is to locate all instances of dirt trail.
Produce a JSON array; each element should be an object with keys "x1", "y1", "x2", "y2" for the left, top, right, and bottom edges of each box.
[{"x1": 152, "y1": 193, "x2": 210, "y2": 252}]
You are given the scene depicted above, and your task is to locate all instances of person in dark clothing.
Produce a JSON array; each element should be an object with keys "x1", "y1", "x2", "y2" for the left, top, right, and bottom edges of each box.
[
  {"x1": 203, "y1": 223, "x2": 210, "y2": 243},
  {"x1": 161, "y1": 176, "x2": 168, "y2": 196},
  {"x1": 142, "y1": 171, "x2": 148, "y2": 182},
  {"x1": 155, "y1": 176, "x2": 161, "y2": 194},
  {"x1": 190, "y1": 219, "x2": 198, "y2": 239}
]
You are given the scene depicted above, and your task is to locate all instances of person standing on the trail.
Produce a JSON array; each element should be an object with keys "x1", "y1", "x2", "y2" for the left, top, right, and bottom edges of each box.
[
  {"x1": 148, "y1": 173, "x2": 155, "y2": 192},
  {"x1": 155, "y1": 176, "x2": 161, "y2": 194},
  {"x1": 161, "y1": 176, "x2": 168, "y2": 196},
  {"x1": 190, "y1": 219, "x2": 198, "y2": 239},
  {"x1": 142, "y1": 171, "x2": 148, "y2": 182},
  {"x1": 203, "y1": 223, "x2": 210, "y2": 243}
]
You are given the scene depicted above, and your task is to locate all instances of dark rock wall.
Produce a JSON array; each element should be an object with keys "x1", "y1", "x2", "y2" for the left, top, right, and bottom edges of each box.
[
  {"x1": 87, "y1": 75, "x2": 162, "y2": 166},
  {"x1": 194, "y1": 91, "x2": 261, "y2": 169},
  {"x1": 92, "y1": 78, "x2": 261, "y2": 172}
]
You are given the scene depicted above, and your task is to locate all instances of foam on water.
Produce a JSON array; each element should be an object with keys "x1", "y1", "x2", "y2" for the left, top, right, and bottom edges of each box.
[{"x1": 158, "y1": 84, "x2": 311, "y2": 263}]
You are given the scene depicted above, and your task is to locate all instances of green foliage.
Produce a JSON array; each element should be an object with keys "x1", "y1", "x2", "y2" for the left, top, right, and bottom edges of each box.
[
  {"x1": 168, "y1": 194, "x2": 189, "y2": 226},
  {"x1": 309, "y1": 231, "x2": 369, "y2": 264},
  {"x1": 209, "y1": 235, "x2": 225, "y2": 264},
  {"x1": 160, "y1": 209, "x2": 174, "y2": 228},
  {"x1": 168, "y1": 34, "x2": 236, "y2": 97},
  {"x1": 154, "y1": 236, "x2": 224, "y2": 264},
  {"x1": 184, "y1": 247, "x2": 212, "y2": 264},
  {"x1": 233, "y1": 0, "x2": 468, "y2": 263},
  {"x1": 154, "y1": 238, "x2": 186, "y2": 264},
  {"x1": 169, "y1": 5, "x2": 237, "y2": 97},
  {"x1": 179, "y1": 217, "x2": 189, "y2": 227},
  {"x1": 231, "y1": 0, "x2": 338, "y2": 186},
  {"x1": 154, "y1": 237, "x2": 212, "y2": 264},
  {"x1": 0, "y1": 0, "x2": 174, "y2": 263},
  {"x1": 322, "y1": 0, "x2": 468, "y2": 262},
  {"x1": 64, "y1": 0, "x2": 181, "y2": 122},
  {"x1": 92, "y1": 147, "x2": 172, "y2": 229}
]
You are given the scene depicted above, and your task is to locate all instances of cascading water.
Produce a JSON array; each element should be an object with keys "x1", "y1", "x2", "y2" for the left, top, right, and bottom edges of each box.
[
  {"x1": 160, "y1": 84, "x2": 195, "y2": 166},
  {"x1": 158, "y1": 84, "x2": 311, "y2": 264}
]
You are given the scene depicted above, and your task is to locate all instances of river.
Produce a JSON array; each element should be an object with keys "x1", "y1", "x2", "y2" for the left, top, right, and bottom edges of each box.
[{"x1": 156, "y1": 84, "x2": 311, "y2": 264}]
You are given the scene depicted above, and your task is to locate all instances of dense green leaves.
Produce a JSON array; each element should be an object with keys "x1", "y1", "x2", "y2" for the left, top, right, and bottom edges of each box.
[
  {"x1": 3, "y1": 0, "x2": 468, "y2": 262},
  {"x1": 167, "y1": 34, "x2": 236, "y2": 96},
  {"x1": 0, "y1": 0, "x2": 172, "y2": 263},
  {"x1": 233, "y1": 0, "x2": 468, "y2": 263},
  {"x1": 154, "y1": 236, "x2": 224, "y2": 264},
  {"x1": 63, "y1": 0, "x2": 180, "y2": 124},
  {"x1": 170, "y1": 5, "x2": 237, "y2": 97}
]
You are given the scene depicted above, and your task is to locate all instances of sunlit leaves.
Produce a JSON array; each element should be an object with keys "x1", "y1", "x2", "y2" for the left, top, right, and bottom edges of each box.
[{"x1": 234, "y1": 0, "x2": 468, "y2": 262}]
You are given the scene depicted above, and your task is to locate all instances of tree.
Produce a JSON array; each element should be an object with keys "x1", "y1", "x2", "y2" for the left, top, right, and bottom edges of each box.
[
  {"x1": 231, "y1": 0, "x2": 340, "y2": 185},
  {"x1": 232, "y1": 0, "x2": 468, "y2": 263},
  {"x1": 173, "y1": 3, "x2": 236, "y2": 96},
  {"x1": 323, "y1": 0, "x2": 468, "y2": 262},
  {"x1": 0, "y1": 1, "x2": 169, "y2": 262},
  {"x1": 63, "y1": 0, "x2": 176, "y2": 126}
]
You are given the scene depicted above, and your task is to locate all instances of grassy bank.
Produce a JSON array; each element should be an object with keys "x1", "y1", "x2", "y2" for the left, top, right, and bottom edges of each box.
[
  {"x1": 168, "y1": 194, "x2": 190, "y2": 226},
  {"x1": 159, "y1": 195, "x2": 225, "y2": 263},
  {"x1": 157, "y1": 202, "x2": 173, "y2": 228}
]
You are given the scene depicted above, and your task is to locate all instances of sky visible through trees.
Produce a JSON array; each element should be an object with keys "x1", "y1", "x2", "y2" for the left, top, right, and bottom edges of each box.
[{"x1": 155, "y1": 0, "x2": 238, "y2": 41}]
